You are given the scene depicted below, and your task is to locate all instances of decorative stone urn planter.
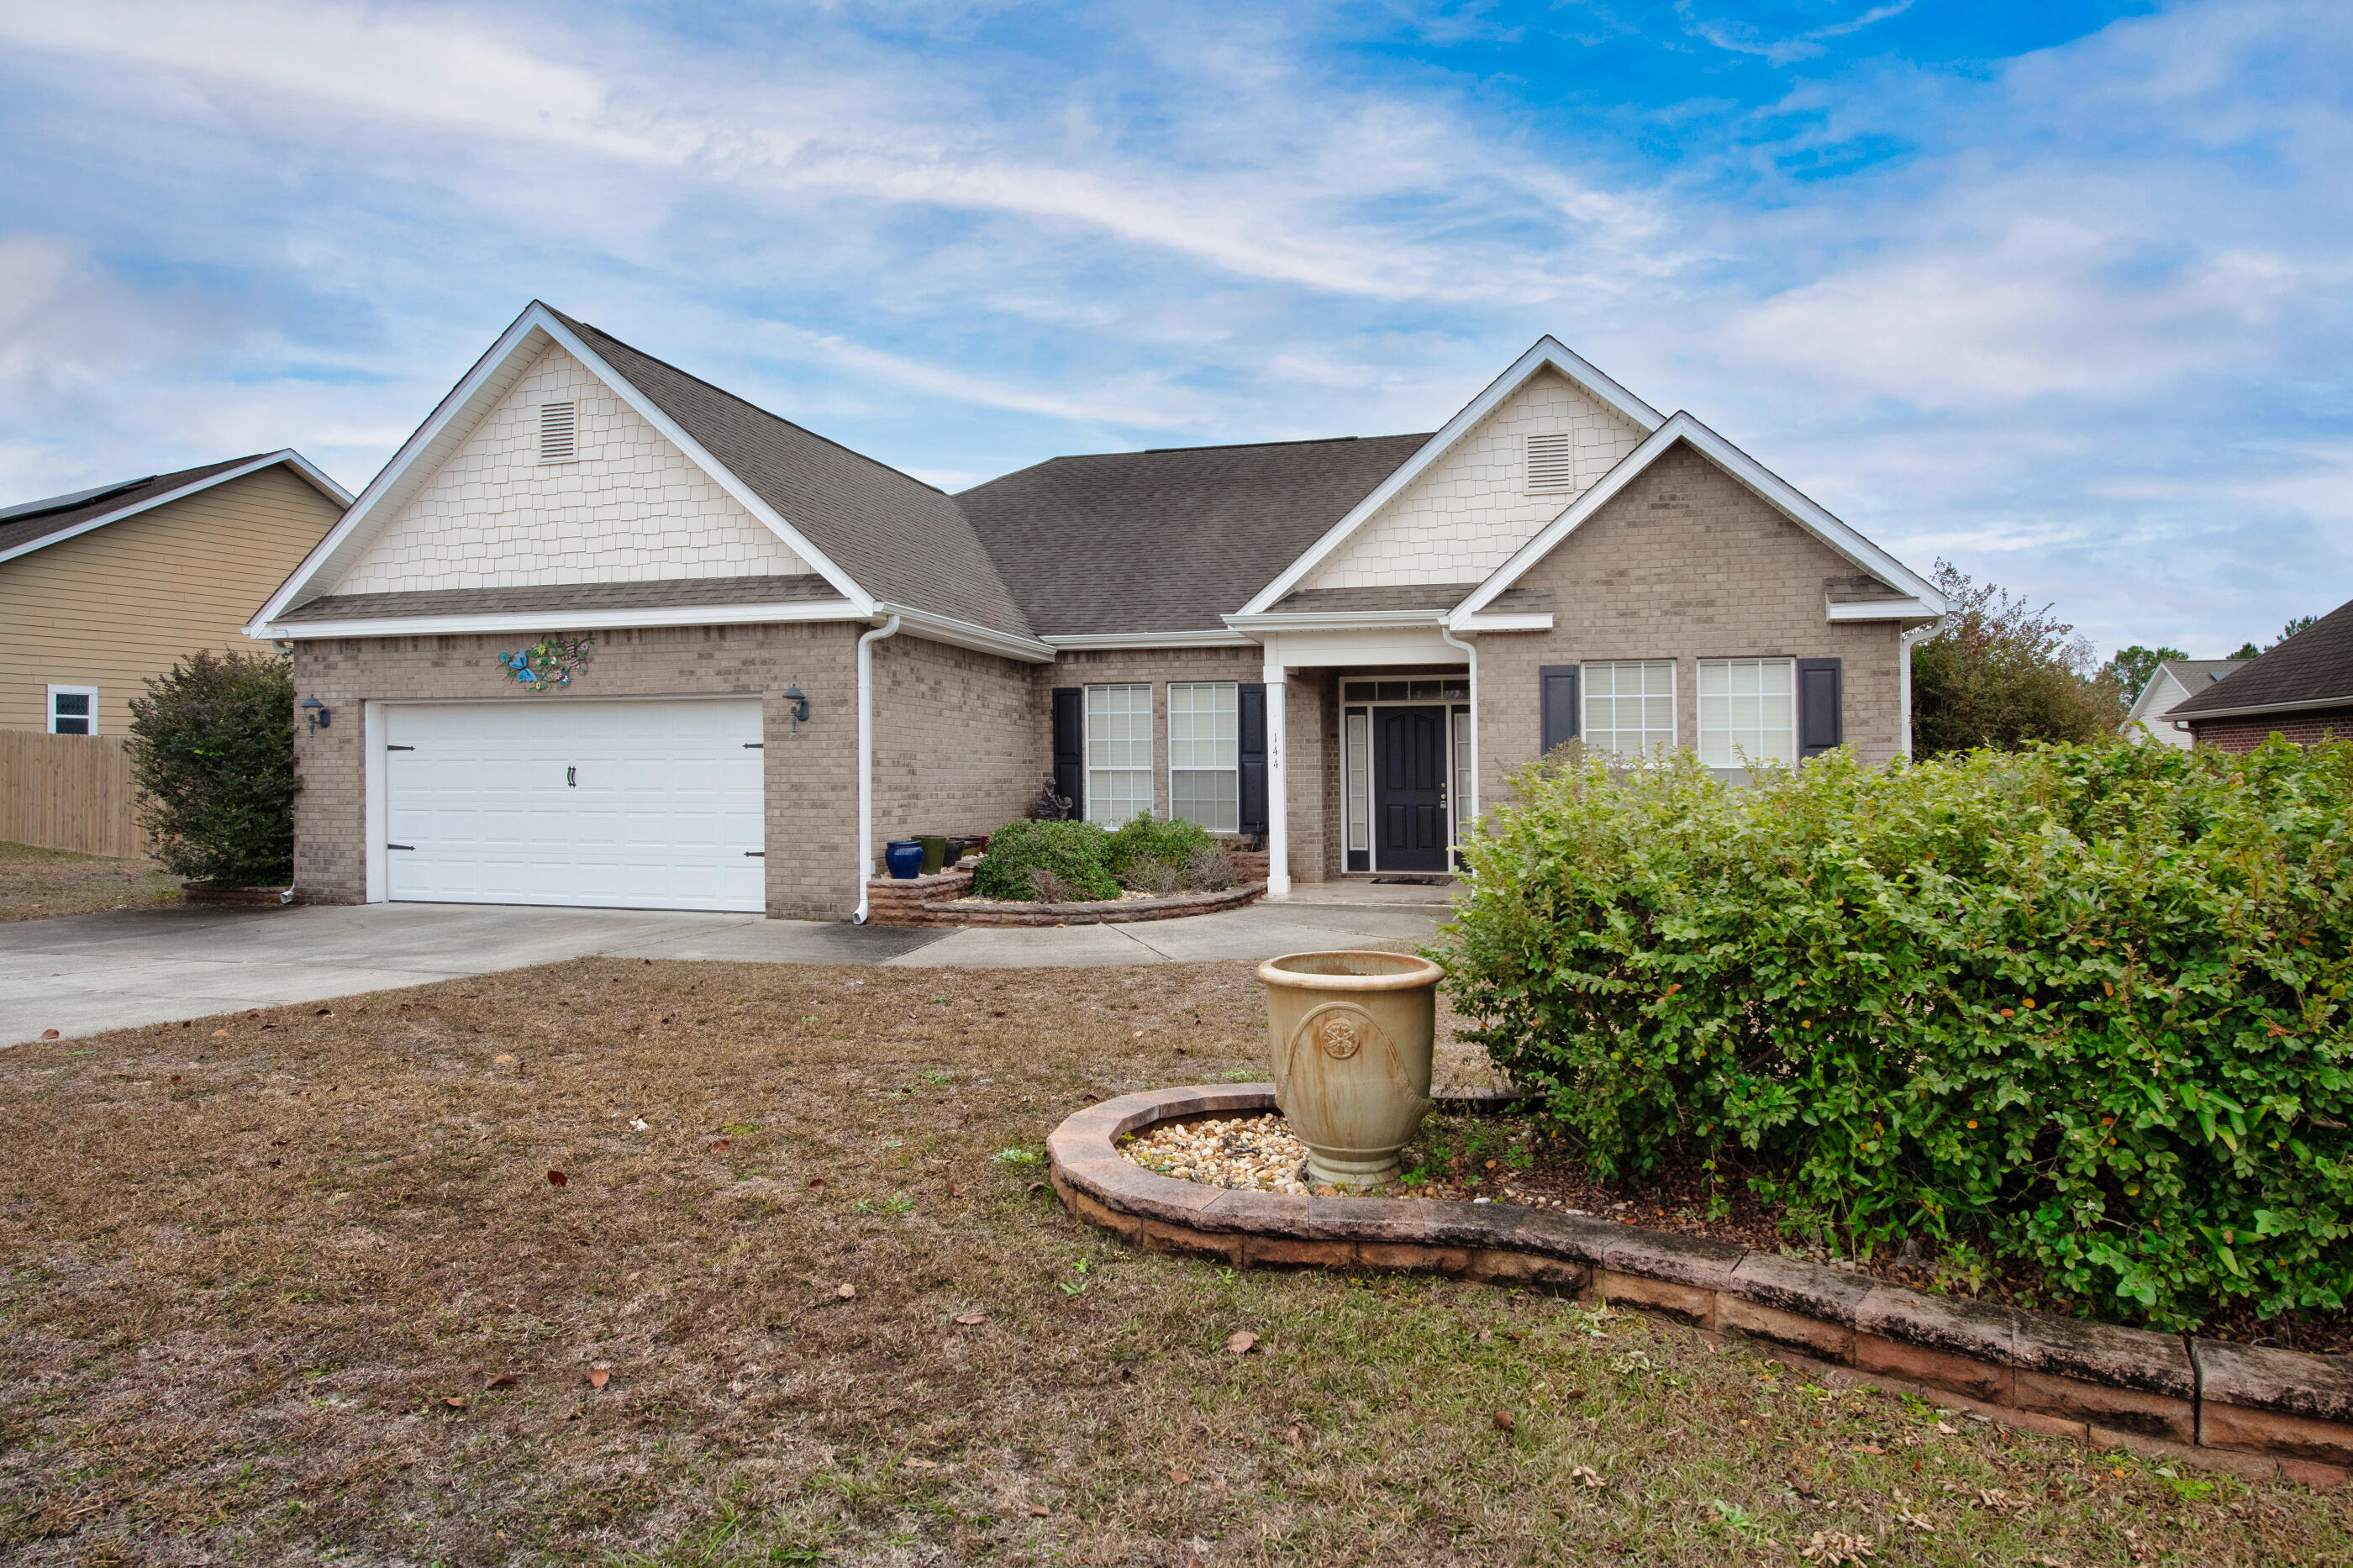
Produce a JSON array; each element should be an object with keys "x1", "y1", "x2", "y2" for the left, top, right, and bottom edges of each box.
[{"x1": 1256, "y1": 950, "x2": 1443, "y2": 1191}]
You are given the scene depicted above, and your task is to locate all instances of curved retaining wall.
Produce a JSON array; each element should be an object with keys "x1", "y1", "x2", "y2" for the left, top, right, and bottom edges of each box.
[
  {"x1": 1048, "y1": 1084, "x2": 2353, "y2": 1492},
  {"x1": 864, "y1": 868, "x2": 1262, "y2": 926}
]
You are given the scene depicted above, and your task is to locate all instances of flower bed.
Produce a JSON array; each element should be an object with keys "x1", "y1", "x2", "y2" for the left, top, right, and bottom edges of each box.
[
  {"x1": 861, "y1": 866, "x2": 1262, "y2": 926},
  {"x1": 1052, "y1": 1084, "x2": 2353, "y2": 1490}
]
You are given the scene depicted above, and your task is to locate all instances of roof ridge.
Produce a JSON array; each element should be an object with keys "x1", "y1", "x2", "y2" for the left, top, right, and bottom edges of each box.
[
  {"x1": 0, "y1": 453, "x2": 277, "y2": 524},
  {"x1": 1131, "y1": 433, "x2": 1429, "y2": 455},
  {"x1": 548, "y1": 308, "x2": 947, "y2": 498}
]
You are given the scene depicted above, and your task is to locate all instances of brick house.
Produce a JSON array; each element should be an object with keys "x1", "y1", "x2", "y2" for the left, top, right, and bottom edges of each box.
[
  {"x1": 2168, "y1": 600, "x2": 2353, "y2": 750},
  {"x1": 248, "y1": 303, "x2": 1945, "y2": 918}
]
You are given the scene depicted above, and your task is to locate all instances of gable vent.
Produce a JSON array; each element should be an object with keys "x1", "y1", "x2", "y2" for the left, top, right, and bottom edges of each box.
[
  {"x1": 539, "y1": 401, "x2": 578, "y2": 464},
  {"x1": 1525, "y1": 432, "x2": 1574, "y2": 494}
]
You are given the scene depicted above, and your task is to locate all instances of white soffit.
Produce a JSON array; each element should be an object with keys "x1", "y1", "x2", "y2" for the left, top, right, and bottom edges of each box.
[
  {"x1": 1237, "y1": 337, "x2": 1666, "y2": 616},
  {"x1": 1450, "y1": 412, "x2": 1945, "y2": 626},
  {"x1": 248, "y1": 303, "x2": 876, "y2": 637}
]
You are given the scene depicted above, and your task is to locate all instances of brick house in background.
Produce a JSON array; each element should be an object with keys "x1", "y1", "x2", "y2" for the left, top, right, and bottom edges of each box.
[
  {"x1": 2169, "y1": 599, "x2": 2353, "y2": 750},
  {"x1": 247, "y1": 302, "x2": 1945, "y2": 919}
]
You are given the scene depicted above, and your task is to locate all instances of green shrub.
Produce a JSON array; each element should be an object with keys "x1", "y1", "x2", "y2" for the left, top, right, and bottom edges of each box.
[
  {"x1": 971, "y1": 818, "x2": 1119, "y2": 902},
  {"x1": 1106, "y1": 813, "x2": 1216, "y2": 881},
  {"x1": 126, "y1": 650, "x2": 298, "y2": 886},
  {"x1": 1442, "y1": 739, "x2": 2353, "y2": 1331}
]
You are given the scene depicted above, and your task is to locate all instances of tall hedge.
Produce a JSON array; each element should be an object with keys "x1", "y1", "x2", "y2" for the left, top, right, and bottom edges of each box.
[
  {"x1": 1444, "y1": 740, "x2": 2353, "y2": 1331},
  {"x1": 127, "y1": 650, "x2": 298, "y2": 887}
]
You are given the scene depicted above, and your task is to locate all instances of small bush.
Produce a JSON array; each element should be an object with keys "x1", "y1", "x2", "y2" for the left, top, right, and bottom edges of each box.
[
  {"x1": 1443, "y1": 739, "x2": 2353, "y2": 1332},
  {"x1": 127, "y1": 650, "x2": 298, "y2": 887},
  {"x1": 1106, "y1": 813, "x2": 1216, "y2": 877},
  {"x1": 971, "y1": 818, "x2": 1118, "y2": 902}
]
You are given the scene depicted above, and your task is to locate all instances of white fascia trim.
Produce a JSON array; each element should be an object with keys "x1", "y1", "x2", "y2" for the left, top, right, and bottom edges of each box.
[
  {"x1": 1040, "y1": 629, "x2": 1255, "y2": 650},
  {"x1": 1825, "y1": 596, "x2": 1940, "y2": 623},
  {"x1": 2171, "y1": 693, "x2": 2353, "y2": 723},
  {"x1": 247, "y1": 303, "x2": 876, "y2": 636},
  {"x1": 1452, "y1": 412, "x2": 1945, "y2": 624},
  {"x1": 1224, "y1": 609, "x2": 1450, "y2": 634},
  {"x1": 0, "y1": 450, "x2": 353, "y2": 571},
  {"x1": 1237, "y1": 337, "x2": 1666, "y2": 617},
  {"x1": 261, "y1": 598, "x2": 858, "y2": 640},
  {"x1": 876, "y1": 602, "x2": 1055, "y2": 664},
  {"x1": 1453, "y1": 612, "x2": 1555, "y2": 632}
]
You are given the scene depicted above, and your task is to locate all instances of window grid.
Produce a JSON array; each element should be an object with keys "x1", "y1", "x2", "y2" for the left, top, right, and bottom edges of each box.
[
  {"x1": 1167, "y1": 682, "x2": 1240, "y2": 833},
  {"x1": 1699, "y1": 658, "x2": 1796, "y2": 767},
  {"x1": 47, "y1": 685, "x2": 96, "y2": 736},
  {"x1": 1581, "y1": 661, "x2": 1677, "y2": 759},
  {"x1": 1085, "y1": 684, "x2": 1154, "y2": 826}
]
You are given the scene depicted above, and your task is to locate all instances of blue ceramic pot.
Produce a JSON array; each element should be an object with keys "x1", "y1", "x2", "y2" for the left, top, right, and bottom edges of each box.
[{"x1": 884, "y1": 840, "x2": 925, "y2": 880}]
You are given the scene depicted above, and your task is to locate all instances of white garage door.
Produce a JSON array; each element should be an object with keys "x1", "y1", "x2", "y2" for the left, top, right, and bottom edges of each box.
[{"x1": 384, "y1": 699, "x2": 765, "y2": 913}]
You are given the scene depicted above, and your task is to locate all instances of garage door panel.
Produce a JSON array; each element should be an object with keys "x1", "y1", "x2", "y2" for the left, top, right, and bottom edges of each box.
[{"x1": 385, "y1": 699, "x2": 765, "y2": 913}]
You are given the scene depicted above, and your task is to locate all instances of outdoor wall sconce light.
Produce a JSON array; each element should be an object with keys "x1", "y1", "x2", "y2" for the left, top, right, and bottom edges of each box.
[
  {"x1": 299, "y1": 696, "x2": 332, "y2": 736},
  {"x1": 781, "y1": 684, "x2": 810, "y2": 735}
]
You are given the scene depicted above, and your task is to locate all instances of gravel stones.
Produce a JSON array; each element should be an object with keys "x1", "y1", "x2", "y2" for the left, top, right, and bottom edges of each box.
[{"x1": 1121, "y1": 1113, "x2": 1311, "y2": 1194}]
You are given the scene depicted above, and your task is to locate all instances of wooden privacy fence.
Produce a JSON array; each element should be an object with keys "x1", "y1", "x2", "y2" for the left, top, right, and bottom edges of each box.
[{"x1": 0, "y1": 730, "x2": 146, "y2": 858}]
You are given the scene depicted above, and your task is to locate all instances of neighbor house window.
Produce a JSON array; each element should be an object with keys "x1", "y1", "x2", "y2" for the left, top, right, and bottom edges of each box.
[
  {"x1": 1699, "y1": 659, "x2": 1796, "y2": 767},
  {"x1": 1084, "y1": 684, "x2": 1153, "y2": 825},
  {"x1": 1581, "y1": 661, "x2": 1676, "y2": 757},
  {"x1": 47, "y1": 685, "x2": 97, "y2": 735},
  {"x1": 1166, "y1": 681, "x2": 1239, "y2": 833}
]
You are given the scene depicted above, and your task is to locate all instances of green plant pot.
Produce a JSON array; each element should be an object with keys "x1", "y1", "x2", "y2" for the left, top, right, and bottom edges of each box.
[{"x1": 919, "y1": 836, "x2": 948, "y2": 875}]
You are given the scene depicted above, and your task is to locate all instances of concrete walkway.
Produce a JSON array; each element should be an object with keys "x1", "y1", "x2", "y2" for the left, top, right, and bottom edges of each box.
[{"x1": 0, "y1": 896, "x2": 1445, "y2": 1047}]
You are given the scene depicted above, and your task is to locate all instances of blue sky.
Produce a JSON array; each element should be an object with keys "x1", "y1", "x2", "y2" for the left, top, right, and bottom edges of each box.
[{"x1": 0, "y1": 0, "x2": 2345, "y2": 659}]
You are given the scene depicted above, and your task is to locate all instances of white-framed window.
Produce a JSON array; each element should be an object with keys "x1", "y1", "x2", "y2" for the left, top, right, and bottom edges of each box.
[
  {"x1": 1345, "y1": 710, "x2": 1371, "y2": 855},
  {"x1": 1582, "y1": 661, "x2": 1676, "y2": 758},
  {"x1": 1084, "y1": 683, "x2": 1153, "y2": 825},
  {"x1": 1699, "y1": 658, "x2": 1796, "y2": 767},
  {"x1": 1451, "y1": 708, "x2": 1473, "y2": 840},
  {"x1": 1166, "y1": 681, "x2": 1239, "y2": 833},
  {"x1": 46, "y1": 685, "x2": 97, "y2": 735},
  {"x1": 1525, "y1": 431, "x2": 1573, "y2": 494},
  {"x1": 539, "y1": 400, "x2": 578, "y2": 464}
]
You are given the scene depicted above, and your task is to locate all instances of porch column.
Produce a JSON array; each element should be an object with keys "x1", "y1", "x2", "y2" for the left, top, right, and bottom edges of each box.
[{"x1": 1264, "y1": 661, "x2": 1290, "y2": 900}]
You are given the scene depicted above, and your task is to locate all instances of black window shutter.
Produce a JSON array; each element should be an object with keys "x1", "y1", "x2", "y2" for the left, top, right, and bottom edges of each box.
[
  {"x1": 1051, "y1": 687, "x2": 1084, "y2": 818},
  {"x1": 1237, "y1": 682, "x2": 1268, "y2": 835},
  {"x1": 1540, "y1": 665, "x2": 1580, "y2": 754},
  {"x1": 1797, "y1": 659, "x2": 1843, "y2": 757}
]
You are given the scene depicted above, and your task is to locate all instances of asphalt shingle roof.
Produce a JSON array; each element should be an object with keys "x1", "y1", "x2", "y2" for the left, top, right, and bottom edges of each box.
[
  {"x1": 955, "y1": 434, "x2": 1432, "y2": 636},
  {"x1": 0, "y1": 455, "x2": 272, "y2": 560},
  {"x1": 278, "y1": 574, "x2": 846, "y2": 623},
  {"x1": 547, "y1": 308, "x2": 1034, "y2": 640},
  {"x1": 2171, "y1": 602, "x2": 2353, "y2": 717}
]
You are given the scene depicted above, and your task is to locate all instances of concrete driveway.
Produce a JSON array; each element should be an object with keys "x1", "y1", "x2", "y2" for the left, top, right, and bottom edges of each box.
[{"x1": 0, "y1": 896, "x2": 1444, "y2": 1046}]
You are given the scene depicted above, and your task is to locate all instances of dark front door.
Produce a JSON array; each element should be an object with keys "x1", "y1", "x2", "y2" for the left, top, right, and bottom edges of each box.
[{"x1": 1375, "y1": 705, "x2": 1450, "y2": 871}]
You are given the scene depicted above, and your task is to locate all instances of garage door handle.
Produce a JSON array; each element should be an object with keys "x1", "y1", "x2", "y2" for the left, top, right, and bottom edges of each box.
[
  {"x1": 743, "y1": 742, "x2": 763, "y2": 750},
  {"x1": 387, "y1": 745, "x2": 415, "y2": 752},
  {"x1": 744, "y1": 850, "x2": 765, "y2": 857},
  {"x1": 387, "y1": 844, "x2": 415, "y2": 851}
]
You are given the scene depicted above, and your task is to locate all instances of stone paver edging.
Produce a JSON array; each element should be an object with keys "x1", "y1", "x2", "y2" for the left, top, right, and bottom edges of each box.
[{"x1": 1049, "y1": 1084, "x2": 2353, "y2": 1492}]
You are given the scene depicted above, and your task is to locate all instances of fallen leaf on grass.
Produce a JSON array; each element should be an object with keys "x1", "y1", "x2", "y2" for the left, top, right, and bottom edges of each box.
[
  {"x1": 629, "y1": 1117, "x2": 649, "y2": 1132},
  {"x1": 624, "y1": 1271, "x2": 641, "y2": 1285},
  {"x1": 1801, "y1": 1530, "x2": 1873, "y2": 1565},
  {"x1": 39, "y1": 1029, "x2": 58, "y2": 1039},
  {"x1": 836, "y1": 1282, "x2": 857, "y2": 1300},
  {"x1": 1168, "y1": 1468, "x2": 1191, "y2": 1485},
  {"x1": 443, "y1": 1396, "x2": 466, "y2": 1410},
  {"x1": 492, "y1": 1053, "x2": 514, "y2": 1064},
  {"x1": 587, "y1": 1367, "x2": 610, "y2": 1389},
  {"x1": 1282, "y1": 1425, "x2": 1301, "y2": 1444},
  {"x1": 546, "y1": 1170, "x2": 568, "y2": 1187},
  {"x1": 806, "y1": 1177, "x2": 828, "y2": 1191},
  {"x1": 1029, "y1": 1504, "x2": 1050, "y2": 1517},
  {"x1": 709, "y1": 1137, "x2": 731, "y2": 1152},
  {"x1": 954, "y1": 1312, "x2": 985, "y2": 1326},
  {"x1": 1895, "y1": 1511, "x2": 1937, "y2": 1534},
  {"x1": 945, "y1": 1180, "x2": 963, "y2": 1197},
  {"x1": 484, "y1": 1374, "x2": 517, "y2": 1390},
  {"x1": 1492, "y1": 1410, "x2": 1514, "y2": 1433},
  {"x1": 905, "y1": 1458, "x2": 938, "y2": 1470},
  {"x1": 1850, "y1": 1444, "x2": 1885, "y2": 1455},
  {"x1": 1571, "y1": 1465, "x2": 1608, "y2": 1488},
  {"x1": 1935, "y1": 1421, "x2": 1959, "y2": 1436},
  {"x1": 1224, "y1": 1330, "x2": 1258, "y2": 1355},
  {"x1": 210, "y1": 1029, "x2": 229, "y2": 1038}
]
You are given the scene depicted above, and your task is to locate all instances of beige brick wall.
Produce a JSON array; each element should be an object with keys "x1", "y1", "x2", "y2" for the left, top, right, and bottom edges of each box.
[
  {"x1": 291, "y1": 622, "x2": 860, "y2": 918},
  {"x1": 336, "y1": 345, "x2": 811, "y2": 593},
  {"x1": 1472, "y1": 442, "x2": 1905, "y2": 806},
  {"x1": 871, "y1": 634, "x2": 1040, "y2": 845},
  {"x1": 1034, "y1": 647, "x2": 1329, "y2": 884}
]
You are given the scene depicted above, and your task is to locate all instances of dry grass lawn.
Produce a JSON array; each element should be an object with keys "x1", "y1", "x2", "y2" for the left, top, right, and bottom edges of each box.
[
  {"x1": 0, "y1": 841, "x2": 178, "y2": 922},
  {"x1": 3, "y1": 957, "x2": 2347, "y2": 1566}
]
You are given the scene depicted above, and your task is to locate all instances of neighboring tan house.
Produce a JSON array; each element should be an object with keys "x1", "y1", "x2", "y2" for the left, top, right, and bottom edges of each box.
[
  {"x1": 2170, "y1": 600, "x2": 2353, "y2": 750},
  {"x1": 0, "y1": 453, "x2": 351, "y2": 735},
  {"x1": 2119, "y1": 658, "x2": 2246, "y2": 748},
  {"x1": 247, "y1": 302, "x2": 1945, "y2": 918}
]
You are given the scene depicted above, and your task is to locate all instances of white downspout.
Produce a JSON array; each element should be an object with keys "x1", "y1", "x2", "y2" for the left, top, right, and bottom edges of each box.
[
  {"x1": 851, "y1": 614, "x2": 901, "y2": 923},
  {"x1": 1898, "y1": 619, "x2": 1940, "y2": 762},
  {"x1": 1440, "y1": 624, "x2": 1478, "y2": 828},
  {"x1": 1264, "y1": 660, "x2": 1289, "y2": 901}
]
